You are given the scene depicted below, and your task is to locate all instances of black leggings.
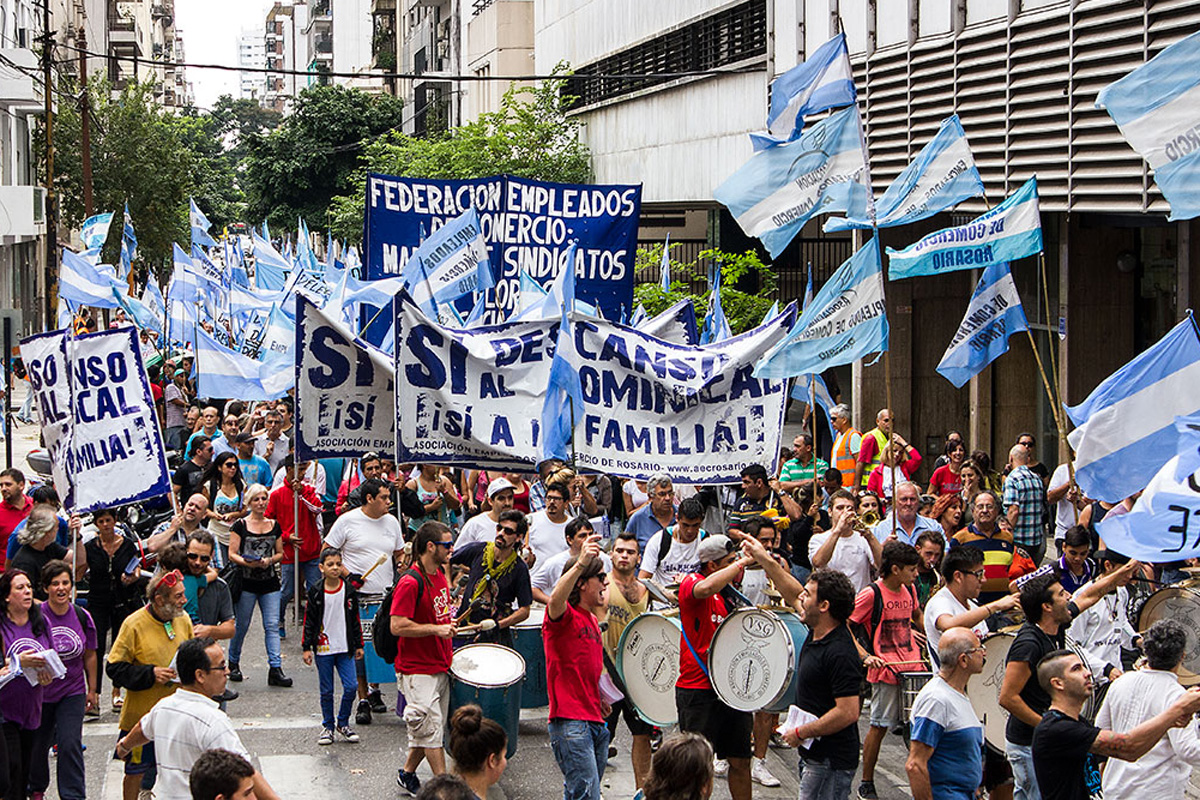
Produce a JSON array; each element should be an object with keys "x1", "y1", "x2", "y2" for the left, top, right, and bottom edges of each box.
[
  {"x1": 89, "y1": 602, "x2": 130, "y2": 695},
  {"x1": 2, "y1": 722, "x2": 35, "y2": 800}
]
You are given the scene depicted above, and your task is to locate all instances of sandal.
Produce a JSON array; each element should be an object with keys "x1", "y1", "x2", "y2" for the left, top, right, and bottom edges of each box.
[{"x1": 112, "y1": 697, "x2": 124, "y2": 712}]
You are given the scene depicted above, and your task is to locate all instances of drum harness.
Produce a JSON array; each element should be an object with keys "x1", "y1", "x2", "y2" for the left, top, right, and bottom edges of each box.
[{"x1": 678, "y1": 584, "x2": 755, "y2": 679}]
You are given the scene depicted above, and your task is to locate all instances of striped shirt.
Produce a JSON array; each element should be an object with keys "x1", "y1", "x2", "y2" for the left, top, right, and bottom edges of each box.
[{"x1": 1003, "y1": 466, "x2": 1046, "y2": 547}]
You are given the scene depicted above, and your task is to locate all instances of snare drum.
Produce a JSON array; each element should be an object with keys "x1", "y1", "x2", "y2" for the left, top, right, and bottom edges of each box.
[
  {"x1": 616, "y1": 611, "x2": 682, "y2": 726},
  {"x1": 512, "y1": 607, "x2": 548, "y2": 708},
  {"x1": 357, "y1": 593, "x2": 395, "y2": 684},
  {"x1": 900, "y1": 671, "x2": 935, "y2": 722},
  {"x1": 1138, "y1": 583, "x2": 1200, "y2": 685},
  {"x1": 449, "y1": 644, "x2": 524, "y2": 758},
  {"x1": 966, "y1": 631, "x2": 1014, "y2": 754},
  {"x1": 708, "y1": 607, "x2": 809, "y2": 713}
]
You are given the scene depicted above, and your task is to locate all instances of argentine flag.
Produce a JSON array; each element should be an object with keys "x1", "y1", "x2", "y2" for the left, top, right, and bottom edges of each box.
[
  {"x1": 195, "y1": 326, "x2": 292, "y2": 400},
  {"x1": 1096, "y1": 29, "x2": 1200, "y2": 221},
  {"x1": 1065, "y1": 313, "x2": 1200, "y2": 503},
  {"x1": 791, "y1": 373, "x2": 837, "y2": 439},
  {"x1": 753, "y1": 237, "x2": 889, "y2": 379},
  {"x1": 1096, "y1": 456, "x2": 1200, "y2": 562},
  {"x1": 59, "y1": 248, "x2": 123, "y2": 309},
  {"x1": 189, "y1": 199, "x2": 217, "y2": 249},
  {"x1": 251, "y1": 232, "x2": 291, "y2": 291},
  {"x1": 936, "y1": 263, "x2": 1028, "y2": 388},
  {"x1": 886, "y1": 177, "x2": 1042, "y2": 280},
  {"x1": 715, "y1": 105, "x2": 873, "y2": 259},
  {"x1": 751, "y1": 34, "x2": 856, "y2": 151},
  {"x1": 400, "y1": 207, "x2": 495, "y2": 310},
  {"x1": 80, "y1": 213, "x2": 113, "y2": 250},
  {"x1": 826, "y1": 115, "x2": 985, "y2": 231}
]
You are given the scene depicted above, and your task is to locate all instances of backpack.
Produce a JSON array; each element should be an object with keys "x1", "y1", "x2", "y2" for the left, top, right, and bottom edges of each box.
[
  {"x1": 370, "y1": 568, "x2": 424, "y2": 663},
  {"x1": 850, "y1": 582, "x2": 918, "y2": 656}
]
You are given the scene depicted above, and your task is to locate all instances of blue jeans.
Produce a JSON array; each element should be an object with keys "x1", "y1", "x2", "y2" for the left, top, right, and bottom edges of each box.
[
  {"x1": 316, "y1": 652, "x2": 357, "y2": 729},
  {"x1": 797, "y1": 757, "x2": 854, "y2": 800},
  {"x1": 29, "y1": 693, "x2": 86, "y2": 799},
  {"x1": 230, "y1": 589, "x2": 282, "y2": 668},
  {"x1": 548, "y1": 719, "x2": 609, "y2": 800},
  {"x1": 280, "y1": 559, "x2": 320, "y2": 623},
  {"x1": 1007, "y1": 742, "x2": 1041, "y2": 800}
]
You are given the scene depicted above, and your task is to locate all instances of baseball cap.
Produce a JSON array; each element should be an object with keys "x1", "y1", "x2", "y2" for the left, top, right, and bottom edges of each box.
[
  {"x1": 173, "y1": 369, "x2": 186, "y2": 377},
  {"x1": 234, "y1": 432, "x2": 255, "y2": 444},
  {"x1": 697, "y1": 534, "x2": 736, "y2": 564},
  {"x1": 487, "y1": 477, "x2": 515, "y2": 499}
]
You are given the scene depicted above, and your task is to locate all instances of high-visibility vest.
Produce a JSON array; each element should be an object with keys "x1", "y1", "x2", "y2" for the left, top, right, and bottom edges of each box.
[
  {"x1": 832, "y1": 427, "x2": 861, "y2": 487},
  {"x1": 861, "y1": 428, "x2": 890, "y2": 486}
]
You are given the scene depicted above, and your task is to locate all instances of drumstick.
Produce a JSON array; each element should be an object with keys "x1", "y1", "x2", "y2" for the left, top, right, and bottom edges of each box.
[
  {"x1": 359, "y1": 555, "x2": 388, "y2": 582},
  {"x1": 456, "y1": 619, "x2": 497, "y2": 636},
  {"x1": 640, "y1": 578, "x2": 676, "y2": 607}
]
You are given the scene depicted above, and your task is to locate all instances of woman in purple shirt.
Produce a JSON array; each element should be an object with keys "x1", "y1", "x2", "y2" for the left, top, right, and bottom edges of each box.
[
  {"x1": 29, "y1": 560, "x2": 97, "y2": 800},
  {"x1": 0, "y1": 569, "x2": 56, "y2": 800}
]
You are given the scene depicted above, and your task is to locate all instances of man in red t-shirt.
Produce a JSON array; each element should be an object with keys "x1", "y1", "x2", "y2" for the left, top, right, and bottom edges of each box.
[
  {"x1": 544, "y1": 531, "x2": 609, "y2": 800},
  {"x1": 0, "y1": 469, "x2": 33, "y2": 571},
  {"x1": 269, "y1": 457, "x2": 325, "y2": 632},
  {"x1": 389, "y1": 521, "x2": 455, "y2": 796},
  {"x1": 676, "y1": 533, "x2": 800, "y2": 800}
]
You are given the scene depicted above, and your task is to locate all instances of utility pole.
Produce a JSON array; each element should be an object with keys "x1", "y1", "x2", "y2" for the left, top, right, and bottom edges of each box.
[
  {"x1": 41, "y1": 1, "x2": 56, "y2": 331},
  {"x1": 80, "y1": 28, "x2": 93, "y2": 217}
]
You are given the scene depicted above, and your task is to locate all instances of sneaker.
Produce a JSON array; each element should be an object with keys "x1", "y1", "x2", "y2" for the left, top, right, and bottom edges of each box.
[
  {"x1": 396, "y1": 769, "x2": 421, "y2": 796},
  {"x1": 318, "y1": 729, "x2": 334, "y2": 746},
  {"x1": 713, "y1": 758, "x2": 728, "y2": 777},
  {"x1": 608, "y1": 744, "x2": 617, "y2": 759},
  {"x1": 228, "y1": 662, "x2": 243, "y2": 682},
  {"x1": 278, "y1": 627, "x2": 287, "y2": 640},
  {"x1": 355, "y1": 699, "x2": 372, "y2": 725},
  {"x1": 858, "y1": 780, "x2": 878, "y2": 799},
  {"x1": 751, "y1": 758, "x2": 781, "y2": 787},
  {"x1": 368, "y1": 689, "x2": 386, "y2": 714},
  {"x1": 337, "y1": 725, "x2": 360, "y2": 743},
  {"x1": 137, "y1": 791, "x2": 155, "y2": 800}
]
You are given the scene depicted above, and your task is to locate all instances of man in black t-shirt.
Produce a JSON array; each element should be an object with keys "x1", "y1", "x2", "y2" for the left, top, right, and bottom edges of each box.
[
  {"x1": 449, "y1": 509, "x2": 532, "y2": 645},
  {"x1": 783, "y1": 568, "x2": 864, "y2": 800},
  {"x1": 999, "y1": 566, "x2": 1137, "y2": 799},
  {"x1": 1032, "y1": 648, "x2": 1200, "y2": 800},
  {"x1": 172, "y1": 436, "x2": 213, "y2": 506}
]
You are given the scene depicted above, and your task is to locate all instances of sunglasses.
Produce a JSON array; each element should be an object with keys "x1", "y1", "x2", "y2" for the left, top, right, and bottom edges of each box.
[
  {"x1": 970, "y1": 569, "x2": 987, "y2": 580},
  {"x1": 160, "y1": 569, "x2": 183, "y2": 587},
  {"x1": 187, "y1": 553, "x2": 212, "y2": 563},
  {"x1": 434, "y1": 540, "x2": 453, "y2": 548},
  {"x1": 497, "y1": 527, "x2": 520, "y2": 536}
]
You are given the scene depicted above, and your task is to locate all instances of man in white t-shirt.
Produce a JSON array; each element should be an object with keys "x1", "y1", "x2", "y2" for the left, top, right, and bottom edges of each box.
[
  {"x1": 455, "y1": 478, "x2": 516, "y2": 547},
  {"x1": 526, "y1": 482, "x2": 570, "y2": 570},
  {"x1": 807, "y1": 489, "x2": 881, "y2": 592},
  {"x1": 531, "y1": 516, "x2": 613, "y2": 604},
  {"x1": 923, "y1": 544, "x2": 1019, "y2": 667},
  {"x1": 638, "y1": 496, "x2": 706, "y2": 591},
  {"x1": 1047, "y1": 462, "x2": 1082, "y2": 553},
  {"x1": 323, "y1": 478, "x2": 406, "y2": 724}
]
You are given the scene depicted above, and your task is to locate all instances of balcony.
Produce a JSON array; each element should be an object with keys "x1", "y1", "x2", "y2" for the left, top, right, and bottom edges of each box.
[
  {"x1": 0, "y1": 48, "x2": 40, "y2": 107},
  {"x1": 108, "y1": 15, "x2": 143, "y2": 55},
  {"x1": 0, "y1": 186, "x2": 47, "y2": 244},
  {"x1": 314, "y1": 35, "x2": 332, "y2": 54}
]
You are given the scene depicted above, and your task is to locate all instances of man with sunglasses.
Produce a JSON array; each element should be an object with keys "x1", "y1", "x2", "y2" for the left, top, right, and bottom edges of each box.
[
  {"x1": 923, "y1": 545, "x2": 1019, "y2": 667},
  {"x1": 182, "y1": 531, "x2": 238, "y2": 706},
  {"x1": 449, "y1": 509, "x2": 532, "y2": 645}
]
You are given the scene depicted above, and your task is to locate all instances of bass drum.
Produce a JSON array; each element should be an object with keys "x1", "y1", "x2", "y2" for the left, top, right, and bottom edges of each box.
[
  {"x1": 708, "y1": 607, "x2": 808, "y2": 713},
  {"x1": 966, "y1": 631, "x2": 1014, "y2": 754},
  {"x1": 1137, "y1": 584, "x2": 1200, "y2": 686},
  {"x1": 616, "y1": 612, "x2": 682, "y2": 727}
]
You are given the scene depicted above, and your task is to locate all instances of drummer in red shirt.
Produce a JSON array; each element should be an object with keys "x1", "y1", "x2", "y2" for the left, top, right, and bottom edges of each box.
[
  {"x1": 544, "y1": 533, "x2": 609, "y2": 800},
  {"x1": 675, "y1": 534, "x2": 801, "y2": 800},
  {"x1": 390, "y1": 521, "x2": 456, "y2": 797}
]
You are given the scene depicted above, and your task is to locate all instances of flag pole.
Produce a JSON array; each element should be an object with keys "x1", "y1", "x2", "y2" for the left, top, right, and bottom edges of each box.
[
  {"x1": 871, "y1": 227, "x2": 897, "y2": 539},
  {"x1": 1032, "y1": 252, "x2": 1079, "y2": 522},
  {"x1": 293, "y1": 466, "x2": 301, "y2": 626}
]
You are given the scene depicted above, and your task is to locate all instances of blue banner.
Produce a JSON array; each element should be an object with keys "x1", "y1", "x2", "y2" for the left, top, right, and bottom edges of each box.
[{"x1": 364, "y1": 174, "x2": 641, "y2": 324}]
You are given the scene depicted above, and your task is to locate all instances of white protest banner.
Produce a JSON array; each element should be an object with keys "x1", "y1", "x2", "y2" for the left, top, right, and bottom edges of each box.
[
  {"x1": 20, "y1": 328, "x2": 171, "y2": 513},
  {"x1": 295, "y1": 296, "x2": 396, "y2": 460},
  {"x1": 556, "y1": 312, "x2": 793, "y2": 483},
  {"x1": 394, "y1": 292, "x2": 558, "y2": 470}
]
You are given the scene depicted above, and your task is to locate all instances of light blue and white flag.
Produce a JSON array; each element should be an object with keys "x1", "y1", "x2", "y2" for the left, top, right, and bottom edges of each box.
[
  {"x1": 195, "y1": 325, "x2": 291, "y2": 400},
  {"x1": 1173, "y1": 413, "x2": 1200, "y2": 481},
  {"x1": 541, "y1": 242, "x2": 583, "y2": 462},
  {"x1": 936, "y1": 262, "x2": 1029, "y2": 388},
  {"x1": 259, "y1": 302, "x2": 296, "y2": 360},
  {"x1": 513, "y1": 269, "x2": 548, "y2": 319},
  {"x1": 80, "y1": 212, "x2": 113, "y2": 250},
  {"x1": 887, "y1": 177, "x2": 1043, "y2": 280},
  {"x1": 630, "y1": 304, "x2": 648, "y2": 327},
  {"x1": 826, "y1": 115, "x2": 985, "y2": 231},
  {"x1": 296, "y1": 218, "x2": 321, "y2": 276},
  {"x1": 190, "y1": 244, "x2": 228, "y2": 288},
  {"x1": 59, "y1": 248, "x2": 123, "y2": 308},
  {"x1": 111, "y1": 288, "x2": 164, "y2": 335},
  {"x1": 401, "y1": 208, "x2": 494, "y2": 309},
  {"x1": 1065, "y1": 313, "x2": 1200, "y2": 503},
  {"x1": 118, "y1": 203, "x2": 137, "y2": 280},
  {"x1": 142, "y1": 280, "x2": 165, "y2": 319},
  {"x1": 464, "y1": 292, "x2": 488, "y2": 328},
  {"x1": 700, "y1": 269, "x2": 732, "y2": 345},
  {"x1": 1096, "y1": 29, "x2": 1200, "y2": 221},
  {"x1": 750, "y1": 34, "x2": 856, "y2": 151},
  {"x1": 791, "y1": 373, "x2": 837, "y2": 439},
  {"x1": 660, "y1": 234, "x2": 672, "y2": 292},
  {"x1": 636, "y1": 299, "x2": 699, "y2": 345},
  {"x1": 754, "y1": 237, "x2": 889, "y2": 379},
  {"x1": 251, "y1": 232, "x2": 290, "y2": 291},
  {"x1": 189, "y1": 198, "x2": 217, "y2": 249},
  {"x1": 715, "y1": 105, "x2": 873, "y2": 258},
  {"x1": 761, "y1": 301, "x2": 780, "y2": 327},
  {"x1": 1095, "y1": 456, "x2": 1200, "y2": 562}
]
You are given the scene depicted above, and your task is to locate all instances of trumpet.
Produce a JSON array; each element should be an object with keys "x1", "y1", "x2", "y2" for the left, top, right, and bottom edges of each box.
[
  {"x1": 852, "y1": 515, "x2": 874, "y2": 534},
  {"x1": 860, "y1": 510, "x2": 881, "y2": 527}
]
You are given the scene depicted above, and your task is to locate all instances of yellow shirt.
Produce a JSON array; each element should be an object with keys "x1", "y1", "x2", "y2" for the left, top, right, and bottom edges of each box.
[
  {"x1": 603, "y1": 578, "x2": 649, "y2": 658},
  {"x1": 108, "y1": 606, "x2": 193, "y2": 732}
]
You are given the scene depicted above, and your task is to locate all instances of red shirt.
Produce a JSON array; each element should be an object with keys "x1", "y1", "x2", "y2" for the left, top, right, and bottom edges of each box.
[
  {"x1": 544, "y1": 603, "x2": 603, "y2": 722},
  {"x1": 266, "y1": 483, "x2": 323, "y2": 564},
  {"x1": 0, "y1": 495, "x2": 33, "y2": 571},
  {"x1": 390, "y1": 567, "x2": 452, "y2": 674},
  {"x1": 929, "y1": 465, "x2": 964, "y2": 496},
  {"x1": 677, "y1": 572, "x2": 730, "y2": 691}
]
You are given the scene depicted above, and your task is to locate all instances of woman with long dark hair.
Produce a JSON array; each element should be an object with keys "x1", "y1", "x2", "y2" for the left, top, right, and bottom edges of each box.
[
  {"x1": 0, "y1": 569, "x2": 56, "y2": 800},
  {"x1": 83, "y1": 507, "x2": 141, "y2": 712},
  {"x1": 201, "y1": 451, "x2": 247, "y2": 567}
]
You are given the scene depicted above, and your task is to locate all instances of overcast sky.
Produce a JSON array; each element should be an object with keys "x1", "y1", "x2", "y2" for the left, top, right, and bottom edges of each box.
[{"x1": 176, "y1": 0, "x2": 278, "y2": 109}]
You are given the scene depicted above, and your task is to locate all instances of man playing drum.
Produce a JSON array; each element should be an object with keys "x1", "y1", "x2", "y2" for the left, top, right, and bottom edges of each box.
[
  {"x1": 449, "y1": 509, "x2": 532, "y2": 646},
  {"x1": 999, "y1": 565, "x2": 1139, "y2": 800},
  {"x1": 1066, "y1": 549, "x2": 1140, "y2": 692},
  {"x1": 676, "y1": 534, "x2": 800, "y2": 800},
  {"x1": 603, "y1": 530, "x2": 652, "y2": 788}
]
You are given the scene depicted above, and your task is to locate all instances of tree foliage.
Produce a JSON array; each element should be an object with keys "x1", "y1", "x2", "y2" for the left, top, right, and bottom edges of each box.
[
  {"x1": 328, "y1": 72, "x2": 591, "y2": 242},
  {"x1": 241, "y1": 85, "x2": 405, "y2": 233},
  {"x1": 633, "y1": 245, "x2": 778, "y2": 335}
]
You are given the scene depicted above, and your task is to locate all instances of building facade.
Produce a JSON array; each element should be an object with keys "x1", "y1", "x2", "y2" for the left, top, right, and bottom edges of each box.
[
  {"x1": 536, "y1": 0, "x2": 1200, "y2": 470},
  {"x1": 303, "y1": 0, "x2": 380, "y2": 92},
  {"x1": 463, "y1": 0, "x2": 533, "y2": 122},
  {"x1": 263, "y1": 1, "x2": 309, "y2": 113},
  {"x1": 238, "y1": 28, "x2": 267, "y2": 101}
]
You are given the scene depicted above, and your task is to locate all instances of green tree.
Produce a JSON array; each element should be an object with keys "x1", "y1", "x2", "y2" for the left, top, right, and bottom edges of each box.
[
  {"x1": 207, "y1": 95, "x2": 283, "y2": 163},
  {"x1": 328, "y1": 71, "x2": 591, "y2": 242},
  {"x1": 632, "y1": 245, "x2": 777, "y2": 336},
  {"x1": 241, "y1": 84, "x2": 405, "y2": 232},
  {"x1": 171, "y1": 110, "x2": 245, "y2": 232}
]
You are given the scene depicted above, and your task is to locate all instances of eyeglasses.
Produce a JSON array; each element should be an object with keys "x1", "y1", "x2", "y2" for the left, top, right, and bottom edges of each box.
[
  {"x1": 970, "y1": 569, "x2": 987, "y2": 580},
  {"x1": 186, "y1": 553, "x2": 212, "y2": 563},
  {"x1": 202, "y1": 662, "x2": 229, "y2": 672},
  {"x1": 965, "y1": 645, "x2": 987, "y2": 655}
]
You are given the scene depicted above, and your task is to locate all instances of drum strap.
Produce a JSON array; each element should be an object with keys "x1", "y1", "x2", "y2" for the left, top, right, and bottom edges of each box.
[{"x1": 680, "y1": 625, "x2": 711, "y2": 679}]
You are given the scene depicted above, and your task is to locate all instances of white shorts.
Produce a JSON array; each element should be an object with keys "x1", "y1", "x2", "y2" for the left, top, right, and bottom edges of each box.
[{"x1": 397, "y1": 672, "x2": 451, "y2": 750}]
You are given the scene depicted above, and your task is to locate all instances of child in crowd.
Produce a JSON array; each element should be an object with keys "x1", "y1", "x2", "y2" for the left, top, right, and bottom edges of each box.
[{"x1": 302, "y1": 547, "x2": 364, "y2": 745}]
